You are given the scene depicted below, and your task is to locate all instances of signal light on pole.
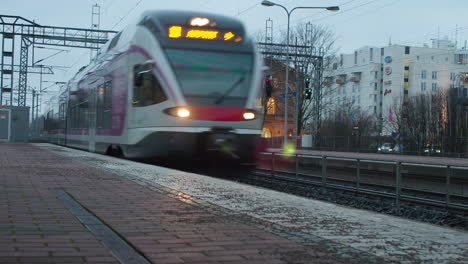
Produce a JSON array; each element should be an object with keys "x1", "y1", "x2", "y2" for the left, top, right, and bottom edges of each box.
[
  {"x1": 265, "y1": 76, "x2": 273, "y2": 97},
  {"x1": 305, "y1": 76, "x2": 311, "y2": 88},
  {"x1": 305, "y1": 88, "x2": 312, "y2": 99}
]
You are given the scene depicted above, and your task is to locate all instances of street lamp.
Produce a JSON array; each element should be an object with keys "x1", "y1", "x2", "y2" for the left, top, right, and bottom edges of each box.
[{"x1": 261, "y1": 0, "x2": 339, "y2": 146}]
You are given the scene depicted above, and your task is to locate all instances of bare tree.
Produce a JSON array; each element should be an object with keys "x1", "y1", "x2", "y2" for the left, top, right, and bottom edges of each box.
[
  {"x1": 282, "y1": 23, "x2": 338, "y2": 137},
  {"x1": 388, "y1": 91, "x2": 449, "y2": 154},
  {"x1": 320, "y1": 99, "x2": 378, "y2": 151}
]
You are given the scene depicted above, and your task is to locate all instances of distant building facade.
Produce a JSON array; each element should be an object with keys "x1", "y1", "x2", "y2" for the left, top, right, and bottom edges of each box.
[
  {"x1": 323, "y1": 39, "x2": 468, "y2": 135},
  {"x1": 261, "y1": 58, "x2": 297, "y2": 141}
]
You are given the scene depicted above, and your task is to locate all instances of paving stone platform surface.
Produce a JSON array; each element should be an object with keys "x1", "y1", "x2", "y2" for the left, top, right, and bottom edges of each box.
[{"x1": 1, "y1": 143, "x2": 467, "y2": 264}]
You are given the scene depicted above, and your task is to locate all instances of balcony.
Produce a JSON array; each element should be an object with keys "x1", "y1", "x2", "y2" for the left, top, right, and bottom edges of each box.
[
  {"x1": 350, "y1": 72, "x2": 361, "y2": 82},
  {"x1": 335, "y1": 74, "x2": 346, "y2": 85},
  {"x1": 323, "y1": 77, "x2": 333, "y2": 87}
]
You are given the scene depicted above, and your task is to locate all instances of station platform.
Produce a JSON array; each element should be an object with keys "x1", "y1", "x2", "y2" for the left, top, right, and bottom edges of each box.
[{"x1": 1, "y1": 143, "x2": 467, "y2": 264}]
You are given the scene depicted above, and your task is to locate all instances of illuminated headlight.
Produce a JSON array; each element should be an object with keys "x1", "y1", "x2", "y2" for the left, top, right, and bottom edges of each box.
[
  {"x1": 378, "y1": 148, "x2": 381, "y2": 151},
  {"x1": 424, "y1": 149, "x2": 429, "y2": 153},
  {"x1": 436, "y1": 149, "x2": 441, "y2": 153},
  {"x1": 243, "y1": 112, "x2": 255, "y2": 120},
  {"x1": 165, "y1": 107, "x2": 191, "y2": 118},
  {"x1": 389, "y1": 149, "x2": 393, "y2": 152},
  {"x1": 177, "y1": 108, "x2": 190, "y2": 118}
]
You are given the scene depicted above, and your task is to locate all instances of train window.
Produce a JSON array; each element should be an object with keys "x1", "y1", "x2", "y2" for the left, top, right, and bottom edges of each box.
[
  {"x1": 107, "y1": 32, "x2": 121, "y2": 51},
  {"x1": 97, "y1": 81, "x2": 113, "y2": 129},
  {"x1": 164, "y1": 49, "x2": 252, "y2": 107},
  {"x1": 96, "y1": 84, "x2": 104, "y2": 128},
  {"x1": 139, "y1": 18, "x2": 160, "y2": 36},
  {"x1": 133, "y1": 66, "x2": 167, "y2": 107},
  {"x1": 103, "y1": 81, "x2": 112, "y2": 128}
]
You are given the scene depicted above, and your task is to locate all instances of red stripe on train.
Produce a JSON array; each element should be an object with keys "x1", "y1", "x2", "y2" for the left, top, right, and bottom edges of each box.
[{"x1": 189, "y1": 106, "x2": 251, "y2": 121}]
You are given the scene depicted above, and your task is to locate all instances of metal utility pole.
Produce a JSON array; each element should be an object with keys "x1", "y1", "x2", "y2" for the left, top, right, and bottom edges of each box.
[
  {"x1": 0, "y1": 14, "x2": 117, "y2": 107},
  {"x1": 261, "y1": 0, "x2": 339, "y2": 146},
  {"x1": 293, "y1": 37, "x2": 299, "y2": 144},
  {"x1": 90, "y1": 4, "x2": 101, "y2": 60},
  {"x1": 265, "y1": 18, "x2": 274, "y2": 72},
  {"x1": 31, "y1": 89, "x2": 35, "y2": 122}
]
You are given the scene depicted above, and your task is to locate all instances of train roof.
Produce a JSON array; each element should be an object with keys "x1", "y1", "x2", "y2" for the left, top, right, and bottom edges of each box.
[
  {"x1": 140, "y1": 10, "x2": 246, "y2": 35},
  {"x1": 68, "y1": 10, "x2": 254, "y2": 85}
]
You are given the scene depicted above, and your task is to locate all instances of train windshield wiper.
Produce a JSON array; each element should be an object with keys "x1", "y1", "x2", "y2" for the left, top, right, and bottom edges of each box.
[{"x1": 214, "y1": 76, "x2": 245, "y2": 105}]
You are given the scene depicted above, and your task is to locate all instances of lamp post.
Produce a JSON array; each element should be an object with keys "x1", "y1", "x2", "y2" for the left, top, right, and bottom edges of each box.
[{"x1": 261, "y1": 0, "x2": 339, "y2": 146}]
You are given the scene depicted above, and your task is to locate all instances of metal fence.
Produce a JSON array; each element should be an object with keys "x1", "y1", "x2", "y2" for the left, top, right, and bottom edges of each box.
[
  {"x1": 258, "y1": 152, "x2": 468, "y2": 211},
  {"x1": 260, "y1": 136, "x2": 468, "y2": 158}
]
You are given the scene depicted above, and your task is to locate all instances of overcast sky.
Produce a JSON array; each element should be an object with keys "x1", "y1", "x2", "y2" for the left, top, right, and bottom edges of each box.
[{"x1": 2, "y1": 0, "x2": 468, "y2": 106}]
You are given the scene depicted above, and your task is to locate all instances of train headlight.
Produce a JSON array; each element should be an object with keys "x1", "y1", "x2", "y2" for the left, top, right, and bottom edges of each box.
[
  {"x1": 243, "y1": 112, "x2": 255, "y2": 120},
  {"x1": 177, "y1": 108, "x2": 191, "y2": 118}
]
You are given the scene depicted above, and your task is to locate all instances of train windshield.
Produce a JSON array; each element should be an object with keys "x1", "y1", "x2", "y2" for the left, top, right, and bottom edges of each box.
[{"x1": 165, "y1": 49, "x2": 253, "y2": 106}]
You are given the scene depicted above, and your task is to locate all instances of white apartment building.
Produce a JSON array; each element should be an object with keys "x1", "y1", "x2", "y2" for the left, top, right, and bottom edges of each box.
[{"x1": 322, "y1": 38, "x2": 468, "y2": 135}]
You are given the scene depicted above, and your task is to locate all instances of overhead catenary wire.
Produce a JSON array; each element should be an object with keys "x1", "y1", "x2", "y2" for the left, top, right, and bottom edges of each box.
[
  {"x1": 236, "y1": 3, "x2": 259, "y2": 17},
  {"x1": 110, "y1": 0, "x2": 144, "y2": 29}
]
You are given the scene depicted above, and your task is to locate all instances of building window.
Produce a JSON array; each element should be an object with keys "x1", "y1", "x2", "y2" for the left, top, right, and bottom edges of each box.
[
  {"x1": 381, "y1": 48, "x2": 384, "y2": 56},
  {"x1": 340, "y1": 54, "x2": 343, "y2": 66},
  {"x1": 332, "y1": 63, "x2": 338, "y2": 70},
  {"x1": 450, "y1": 84, "x2": 455, "y2": 89},
  {"x1": 261, "y1": 127, "x2": 272, "y2": 138},
  {"x1": 405, "y1": 46, "x2": 410, "y2": 54},
  {"x1": 374, "y1": 94, "x2": 377, "y2": 103},
  {"x1": 432, "y1": 83, "x2": 437, "y2": 92},
  {"x1": 432, "y1": 71, "x2": 437, "y2": 80},
  {"x1": 354, "y1": 51, "x2": 357, "y2": 64},
  {"x1": 416, "y1": 55, "x2": 420, "y2": 60},
  {"x1": 370, "y1": 48, "x2": 373, "y2": 62},
  {"x1": 374, "y1": 83, "x2": 378, "y2": 91},
  {"x1": 421, "y1": 70, "x2": 427, "y2": 79},
  {"x1": 421, "y1": 82, "x2": 426, "y2": 92},
  {"x1": 450, "y1": 72, "x2": 456, "y2": 81},
  {"x1": 266, "y1": 97, "x2": 276, "y2": 115}
]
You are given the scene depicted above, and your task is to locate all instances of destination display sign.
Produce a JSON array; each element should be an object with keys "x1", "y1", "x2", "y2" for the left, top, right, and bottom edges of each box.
[{"x1": 168, "y1": 25, "x2": 243, "y2": 42}]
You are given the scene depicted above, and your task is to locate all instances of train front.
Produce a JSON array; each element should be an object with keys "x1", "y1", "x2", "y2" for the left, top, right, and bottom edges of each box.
[{"x1": 142, "y1": 11, "x2": 264, "y2": 163}]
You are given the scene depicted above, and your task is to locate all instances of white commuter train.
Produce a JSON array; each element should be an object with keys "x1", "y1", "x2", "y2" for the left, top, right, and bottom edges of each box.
[{"x1": 41, "y1": 10, "x2": 265, "y2": 163}]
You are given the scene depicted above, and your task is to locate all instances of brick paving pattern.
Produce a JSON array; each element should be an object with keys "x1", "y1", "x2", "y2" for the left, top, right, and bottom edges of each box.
[{"x1": 0, "y1": 143, "x2": 382, "y2": 264}]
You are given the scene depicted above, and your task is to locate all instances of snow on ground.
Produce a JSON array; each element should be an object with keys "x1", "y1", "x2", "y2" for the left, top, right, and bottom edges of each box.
[{"x1": 38, "y1": 143, "x2": 468, "y2": 264}]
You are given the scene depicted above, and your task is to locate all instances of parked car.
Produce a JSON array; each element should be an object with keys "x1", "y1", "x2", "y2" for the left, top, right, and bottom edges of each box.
[
  {"x1": 423, "y1": 144, "x2": 442, "y2": 155},
  {"x1": 378, "y1": 143, "x2": 393, "y2": 154}
]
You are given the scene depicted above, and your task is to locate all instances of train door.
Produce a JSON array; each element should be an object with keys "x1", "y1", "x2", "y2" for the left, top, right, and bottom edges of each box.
[{"x1": 88, "y1": 87, "x2": 97, "y2": 152}]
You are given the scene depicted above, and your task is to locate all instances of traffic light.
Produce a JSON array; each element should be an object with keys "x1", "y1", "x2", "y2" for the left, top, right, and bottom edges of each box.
[
  {"x1": 265, "y1": 76, "x2": 272, "y2": 97},
  {"x1": 305, "y1": 88, "x2": 312, "y2": 99},
  {"x1": 305, "y1": 76, "x2": 311, "y2": 88}
]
